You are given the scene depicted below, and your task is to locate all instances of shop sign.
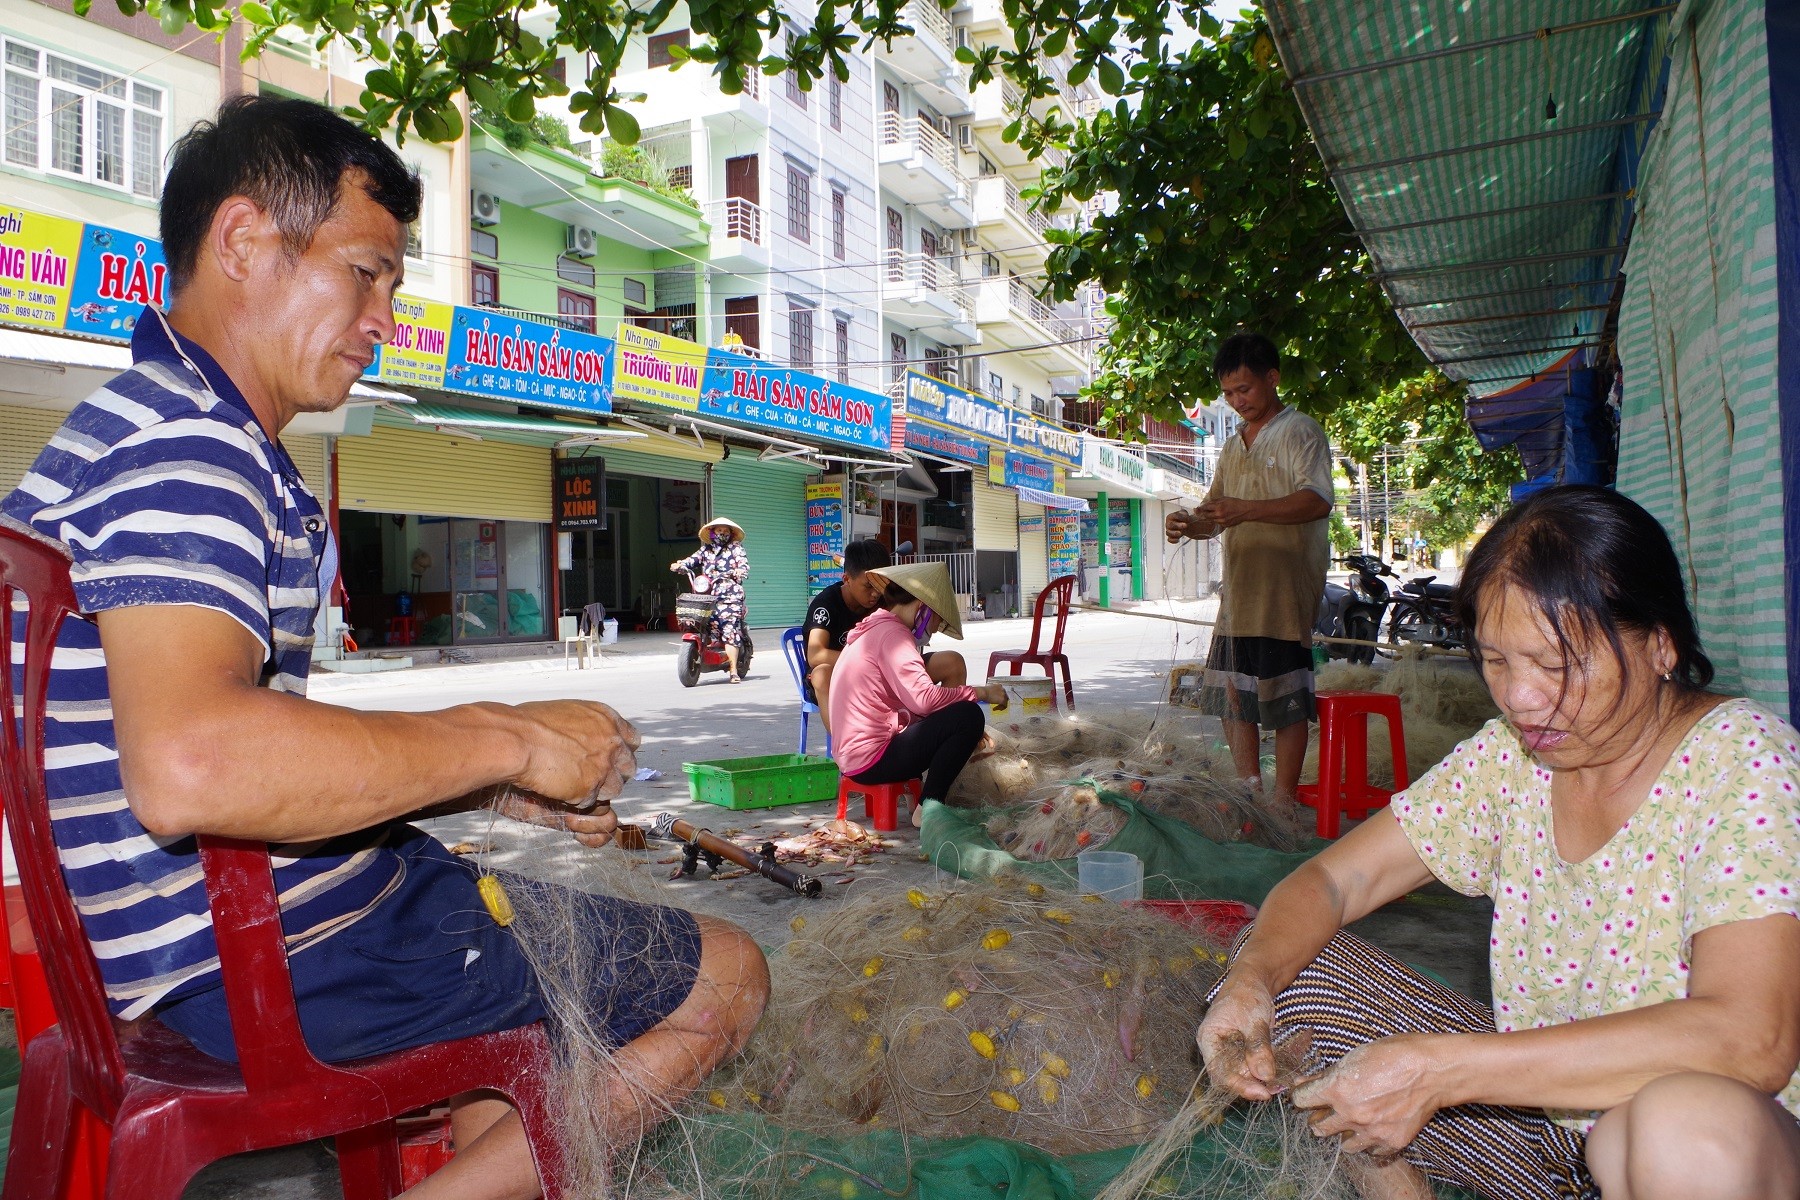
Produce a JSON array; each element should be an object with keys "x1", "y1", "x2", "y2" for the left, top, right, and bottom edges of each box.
[
  {"x1": 0, "y1": 208, "x2": 84, "y2": 333},
  {"x1": 375, "y1": 295, "x2": 454, "y2": 389},
  {"x1": 1018, "y1": 510, "x2": 1046, "y2": 536},
  {"x1": 1047, "y1": 511, "x2": 1081, "y2": 579},
  {"x1": 702, "y1": 350, "x2": 893, "y2": 452},
  {"x1": 658, "y1": 479, "x2": 705, "y2": 541},
  {"x1": 1154, "y1": 467, "x2": 1208, "y2": 503},
  {"x1": 1000, "y1": 449, "x2": 1055, "y2": 492},
  {"x1": 903, "y1": 370, "x2": 1004, "y2": 464},
  {"x1": 66, "y1": 222, "x2": 167, "y2": 340},
  {"x1": 1008, "y1": 411, "x2": 1082, "y2": 471},
  {"x1": 611, "y1": 323, "x2": 706, "y2": 412},
  {"x1": 553, "y1": 457, "x2": 607, "y2": 531},
  {"x1": 805, "y1": 482, "x2": 847, "y2": 589},
  {"x1": 444, "y1": 308, "x2": 613, "y2": 415},
  {"x1": 1083, "y1": 438, "x2": 1151, "y2": 491}
]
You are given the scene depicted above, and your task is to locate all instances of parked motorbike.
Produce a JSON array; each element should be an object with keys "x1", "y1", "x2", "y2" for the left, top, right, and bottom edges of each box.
[
  {"x1": 1315, "y1": 553, "x2": 1397, "y2": 665},
  {"x1": 673, "y1": 570, "x2": 754, "y2": 687},
  {"x1": 1385, "y1": 572, "x2": 1469, "y2": 653}
]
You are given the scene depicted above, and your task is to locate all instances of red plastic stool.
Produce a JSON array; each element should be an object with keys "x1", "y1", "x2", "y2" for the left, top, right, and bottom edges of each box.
[
  {"x1": 836, "y1": 777, "x2": 922, "y2": 832},
  {"x1": 1296, "y1": 691, "x2": 1409, "y2": 838},
  {"x1": 387, "y1": 614, "x2": 418, "y2": 646}
]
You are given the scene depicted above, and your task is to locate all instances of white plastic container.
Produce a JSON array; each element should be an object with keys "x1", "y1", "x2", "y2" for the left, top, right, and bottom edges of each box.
[
  {"x1": 601, "y1": 617, "x2": 619, "y2": 645},
  {"x1": 986, "y1": 675, "x2": 1055, "y2": 716},
  {"x1": 1076, "y1": 849, "x2": 1143, "y2": 902}
]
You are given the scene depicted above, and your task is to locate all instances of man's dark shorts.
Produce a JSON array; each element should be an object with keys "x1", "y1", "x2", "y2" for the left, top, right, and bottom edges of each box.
[
  {"x1": 156, "y1": 826, "x2": 703, "y2": 1063},
  {"x1": 1199, "y1": 634, "x2": 1317, "y2": 730}
]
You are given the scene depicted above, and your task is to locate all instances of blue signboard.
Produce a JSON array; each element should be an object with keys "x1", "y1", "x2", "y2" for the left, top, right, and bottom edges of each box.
[
  {"x1": 1001, "y1": 449, "x2": 1056, "y2": 491},
  {"x1": 903, "y1": 370, "x2": 1006, "y2": 465},
  {"x1": 63, "y1": 222, "x2": 167, "y2": 342},
  {"x1": 1009, "y1": 410, "x2": 1083, "y2": 470},
  {"x1": 701, "y1": 350, "x2": 892, "y2": 451},
  {"x1": 443, "y1": 307, "x2": 613, "y2": 415}
]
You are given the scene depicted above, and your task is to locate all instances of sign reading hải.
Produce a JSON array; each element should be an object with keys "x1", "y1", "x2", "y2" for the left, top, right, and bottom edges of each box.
[
  {"x1": 444, "y1": 308, "x2": 613, "y2": 414},
  {"x1": 701, "y1": 350, "x2": 892, "y2": 452}
]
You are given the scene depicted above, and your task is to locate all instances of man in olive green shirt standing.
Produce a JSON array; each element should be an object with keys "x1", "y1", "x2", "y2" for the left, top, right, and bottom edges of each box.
[{"x1": 1166, "y1": 332, "x2": 1332, "y2": 801}]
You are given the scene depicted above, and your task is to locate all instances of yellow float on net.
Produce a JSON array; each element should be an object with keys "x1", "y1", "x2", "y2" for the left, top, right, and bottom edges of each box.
[
  {"x1": 981, "y1": 928, "x2": 1012, "y2": 951},
  {"x1": 1003, "y1": 1067, "x2": 1026, "y2": 1086},
  {"x1": 477, "y1": 875, "x2": 514, "y2": 927},
  {"x1": 1102, "y1": 970, "x2": 1118, "y2": 989},
  {"x1": 847, "y1": 1003, "x2": 868, "y2": 1024},
  {"x1": 944, "y1": 988, "x2": 967, "y2": 1010},
  {"x1": 968, "y1": 1030, "x2": 998, "y2": 1059},
  {"x1": 907, "y1": 888, "x2": 927, "y2": 909},
  {"x1": 1042, "y1": 909, "x2": 1074, "y2": 924},
  {"x1": 1040, "y1": 1052, "x2": 1070, "y2": 1079},
  {"x1": 901, "y1": 925, "x2": 927, "y2": 942},
  {"x1": 863, "y1": 956, "x2": 884, "y2": 978},
  {"x1": 988, "y1": 1091, "x2": 1021, "y2": 1113},
  {"x1": 790, "y1": 915, "x2": 807, "y2": 933},
  {"x1": 1136, "y1": 1074, "x2": 1156, "y2": 1099},
  {"x1": 707, "y1": 1089, "x2": 729, "y2": 1109},
  {"x1": 866, "y1": 1034, "x2": 884, "y2": 1058},
  {"x1": 839, "y1": 1178, "x2": 859, "y2": 1200},
  {"x1": 1037, "y1": 1074, "x2": 1060, "y2": 1104},
  {"x1": 1026, "y1": 882, "x2": 1046, "y2": 897}
]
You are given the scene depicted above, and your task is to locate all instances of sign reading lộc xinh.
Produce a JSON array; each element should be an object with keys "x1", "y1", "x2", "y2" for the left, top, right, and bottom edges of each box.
[{"x1": 553, "y1": 457, "x2": 607, "y2": 531}]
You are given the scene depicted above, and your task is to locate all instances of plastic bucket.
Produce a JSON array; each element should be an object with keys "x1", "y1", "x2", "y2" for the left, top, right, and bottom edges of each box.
[
  {"x1": 1076, "y1": 849, "x2": 1143, "y2": 902},
  {"x1": 986, "y1": 675, "x2": 1055, "y2": 716},
  {"x1": 601, "y1": 618, "x2": 619, "y2": 645}
]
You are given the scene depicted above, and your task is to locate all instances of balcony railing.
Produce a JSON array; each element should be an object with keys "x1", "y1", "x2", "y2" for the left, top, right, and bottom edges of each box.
[
  {"x1": 903, "y1": 0, "x2": 952, "y2": 49},
  {"x1": 705, "y1": 197, "x2": 764, "y2": 244},
  {"x1": 474, "y1": 302, "x2": 587, "y2": 333},
  {"x1": 897, "y1": 551, "x2": 977, "y2": 596},
  {"x1": 886, "y1": 252, "x2": 970, "y2": 309},
  {"x1": 880, "y1": 111, "x2": 968, "y2": 188},
  {"x1": 1004, "y1": 279, "x2": 1087, "y2": 346},
  {"x1": 1000, "y1": 178, "x2": 1049, "y2": 237}
]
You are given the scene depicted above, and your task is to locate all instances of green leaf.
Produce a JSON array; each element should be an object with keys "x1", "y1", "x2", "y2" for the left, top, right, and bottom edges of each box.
[
  {"x1": 505, "y1": 88, "x2": 537, "y2": 122},
  {"x1": 466, "y1": 76, "x2": 505, "y2": 113},
  {"x1": 954, "y1": 45, "x2": 977, "y2": 64},
  {"x1": 1096, "y1": 56, "x2": 1123, "y2": 95},
  {"x1": 325, "y1": 2, "x2": 357, "y2": 32},
  {"x1": 238, "y1": 1, "x2": 275, "y2": 25},
  {"x1": 1042, "y1": 27, "x2": 1067, "y2": 57},
  {"x1": 365, "y1": 68, "x2": 404, "y2": 98},
  {"x1": 446, "y1": 0, "x2": 489, "y2": 30},
  {"x1": 1227, "y1": 128, "x2": 1246, "y2": 160},
  {"x1": 604, "y1": 103, "x2": 641, "y2": 145}
]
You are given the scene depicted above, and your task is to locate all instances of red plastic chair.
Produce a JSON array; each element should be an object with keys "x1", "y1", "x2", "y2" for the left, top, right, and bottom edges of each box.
[
  {"x1": 1296, "y1": 691, "x2": 1410, "y2": 839},
  {"x1": 0, "y1": 525, "x2": 566, "y2": 1200},
  {"x1": 986, "y1": 574, "x2": 1077, "y2": 711}
]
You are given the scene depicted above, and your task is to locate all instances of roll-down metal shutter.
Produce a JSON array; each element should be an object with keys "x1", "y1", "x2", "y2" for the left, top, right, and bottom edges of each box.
[
  {"x1": 971, "y1": 474, "x2": 1018, "y2": 551},
  {"x1": 709, "y1": 458, "x2": 813, "y2": 630},
  {"x1": 0, "y1": 405, "x2": 67, "y2": 497},
  {"x1": 337, "y1": 422, "x2": 551, "y2": 520}
]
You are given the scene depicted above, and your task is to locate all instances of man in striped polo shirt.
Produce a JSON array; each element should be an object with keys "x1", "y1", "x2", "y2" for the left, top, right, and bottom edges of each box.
[{"x1": 1, "y1": 95, "x2": 767, "y2": 1196}]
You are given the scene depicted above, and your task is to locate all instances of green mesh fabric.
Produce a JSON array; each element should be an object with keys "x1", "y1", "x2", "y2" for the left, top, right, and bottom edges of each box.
[{"x1": 918, "y1": 793, "x2": 1317, "y2": 906}]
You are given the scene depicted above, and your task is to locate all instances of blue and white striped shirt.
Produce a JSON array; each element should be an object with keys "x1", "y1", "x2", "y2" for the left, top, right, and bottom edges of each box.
[{"x1": 2, "y1": 308, "x2": 400, "y2": 1018}]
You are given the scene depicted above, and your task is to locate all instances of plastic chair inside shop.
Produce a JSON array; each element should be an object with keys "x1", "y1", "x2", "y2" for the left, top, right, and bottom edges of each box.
[
  {"x1": 780, "y1": 626, "x2": 830, "y2": 757},
  {"x1": 0, "y1": 524, "x2": 566, "y2": 1200},
  {"x1": 985, "y1": 574, "x2": 1078, "y2": 710}
]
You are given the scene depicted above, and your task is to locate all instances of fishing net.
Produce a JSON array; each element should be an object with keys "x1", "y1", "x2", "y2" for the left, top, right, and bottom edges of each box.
[
  {"x1": 1305, "y1": 650, "x2": 1499, "y2": 789},
  {"x1": 950, "y1": 708, "x2": 1318, "y2": 855},
  {"x1": 622, "y1": 880, "x2": 1370, "y2": 1200}
]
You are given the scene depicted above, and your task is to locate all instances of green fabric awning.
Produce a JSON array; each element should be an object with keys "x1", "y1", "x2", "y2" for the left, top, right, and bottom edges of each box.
[
  {"x1": 387, "y1": 401, "x2": 648, "y2": 443},
  {"x1": 1265, "y1": 1, "x2": 1675, "y2": 395}
]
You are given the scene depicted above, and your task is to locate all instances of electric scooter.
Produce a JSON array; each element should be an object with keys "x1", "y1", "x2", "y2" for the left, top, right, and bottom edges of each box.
[{"x1": 673, "y1": 570, "x2": 754, "y2": 687}]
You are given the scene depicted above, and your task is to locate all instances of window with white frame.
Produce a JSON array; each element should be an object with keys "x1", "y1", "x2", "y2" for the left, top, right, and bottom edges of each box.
[{"x1": 3, "y1": 39, "x2": 165, "y2": 198}]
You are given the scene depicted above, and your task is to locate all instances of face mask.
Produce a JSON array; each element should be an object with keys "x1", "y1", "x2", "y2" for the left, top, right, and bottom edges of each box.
[
  {"x1": 911, "y1": 606, "x2": 934, "y2": 646},
  {"x1": 709, "y1": 529, "x2": 731, "y2": 546}
]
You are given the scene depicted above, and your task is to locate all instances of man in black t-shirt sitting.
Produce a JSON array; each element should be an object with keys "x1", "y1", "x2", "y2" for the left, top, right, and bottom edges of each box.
[{"x1": 803, "y1": 539, "x2": 967, "y2": 730}]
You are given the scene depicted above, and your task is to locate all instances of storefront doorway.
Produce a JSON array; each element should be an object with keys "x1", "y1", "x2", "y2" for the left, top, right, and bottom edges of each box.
[
  {"x1": 563, "y1": 509, "x2": 631, "y2": 613},
  {"x1": 340, "y1": 510, "x2": 549, "y2": 646}
]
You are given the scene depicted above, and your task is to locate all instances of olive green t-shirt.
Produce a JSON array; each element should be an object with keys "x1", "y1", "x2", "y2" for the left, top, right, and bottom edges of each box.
[{"x1": 1204, "y1": 405, "x2": 1333, "y2": 642}]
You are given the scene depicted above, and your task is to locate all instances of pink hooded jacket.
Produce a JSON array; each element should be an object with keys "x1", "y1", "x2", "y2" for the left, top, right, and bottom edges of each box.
[{"x1": 828, "y1": 609, "x2": 980, "y2": 776}]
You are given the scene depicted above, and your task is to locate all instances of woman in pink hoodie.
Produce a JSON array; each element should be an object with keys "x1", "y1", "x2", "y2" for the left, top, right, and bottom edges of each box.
[{"x1": 829, "y1": 561, "x2": 1008, "y2": 825}]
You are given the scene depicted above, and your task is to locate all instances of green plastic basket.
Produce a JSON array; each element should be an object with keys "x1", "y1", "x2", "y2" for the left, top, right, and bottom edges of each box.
[{"x1": 682, "y1": 754, "x2": 841, "y2": 810}]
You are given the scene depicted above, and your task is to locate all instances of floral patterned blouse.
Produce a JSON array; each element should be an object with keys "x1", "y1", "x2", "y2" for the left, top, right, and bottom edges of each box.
[{"x1": 1392, "y1": 697, "x2": 1800, "y2": 1129}]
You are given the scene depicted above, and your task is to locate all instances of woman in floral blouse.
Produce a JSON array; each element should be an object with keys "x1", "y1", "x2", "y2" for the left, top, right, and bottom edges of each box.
[
  {"x1": 671, "y1": 516, "x2": 750, "y2": 682},
  {"x1": 1199, "y1": 486, "x2": 1800, "y2": 1200}
]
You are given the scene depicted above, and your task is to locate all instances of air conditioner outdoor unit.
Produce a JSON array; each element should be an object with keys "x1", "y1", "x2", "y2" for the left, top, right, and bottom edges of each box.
[
  {"x1": 565, "y1": 224, "x2": 599, "y2": 258},
  {"x1": 935, "y1": 116, "x2": 953, "y2": 137},
  {"x1": 956, "y1": 122, "x2": 974, "y2": 151},
  {"x1": 471, "y1": 190, "x2": 502, "y2": 227},
  {"x1": 959, "y1": 228, "x2": 980, "y2": 249}
]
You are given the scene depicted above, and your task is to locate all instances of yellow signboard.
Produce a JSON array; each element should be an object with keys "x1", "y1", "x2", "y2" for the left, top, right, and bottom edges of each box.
[
  {"x1": 378, "y1": 294, "x2": 454, "y2": 388},
  {"x1": 611, "y1": 322, "x2": 706, "y2": 412},
  {"x1": 0, "y1": 208, "x2": 83, "y2": 331}
]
